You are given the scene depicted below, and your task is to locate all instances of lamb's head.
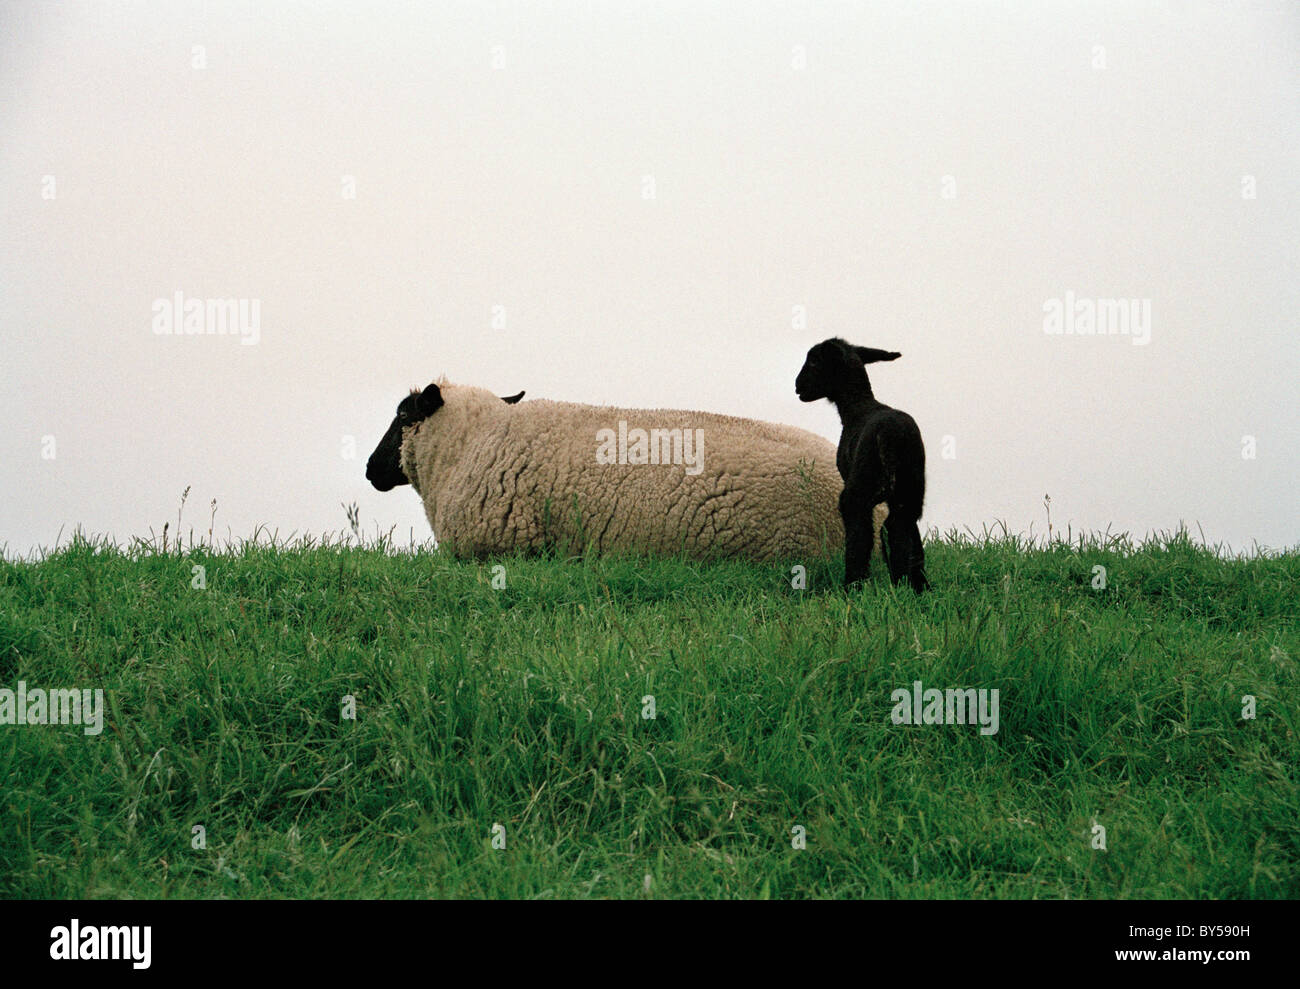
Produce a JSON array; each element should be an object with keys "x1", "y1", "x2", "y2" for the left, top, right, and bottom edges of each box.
[
  {"x1": 796, "y1": 337, "x2": 901, "y2": 403},
  {"x1": 366, "y1": 384, "x2": 526, "y2": 491}
]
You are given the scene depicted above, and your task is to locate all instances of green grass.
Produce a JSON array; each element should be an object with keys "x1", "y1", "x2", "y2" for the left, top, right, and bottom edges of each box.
[{"x1": 1, "y1": 526, "x2": 1296, "y2": 899}]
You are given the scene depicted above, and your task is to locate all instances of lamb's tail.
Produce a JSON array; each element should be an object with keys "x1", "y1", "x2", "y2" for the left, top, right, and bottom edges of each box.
[{"x1": 875, "y1": 418, "x2": 926, "y2": 520}]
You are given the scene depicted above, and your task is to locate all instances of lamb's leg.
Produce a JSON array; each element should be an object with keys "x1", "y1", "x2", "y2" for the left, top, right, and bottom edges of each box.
[
  {"x1": 885, "y1": 516, "x2": 929, "y2": 592},
  {"x1": 841, "y1": 488, "x2": 875, "y2": 587},
  {"x1": 883, "y1": 515, "x2": 907, "y2": 586},
  {"x1": 907, "y1": 520, "x2": 930, "y2": 593}
]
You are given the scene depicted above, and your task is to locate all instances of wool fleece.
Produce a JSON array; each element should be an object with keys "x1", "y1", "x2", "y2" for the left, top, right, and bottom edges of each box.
[{"x1": 399, "y1": 382, "x2": 844, "y2": 561}]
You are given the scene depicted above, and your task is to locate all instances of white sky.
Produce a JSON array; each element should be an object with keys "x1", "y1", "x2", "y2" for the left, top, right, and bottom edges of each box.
[{"x1": 2, "y1": 1, "x2": 1297, "y2": 556}]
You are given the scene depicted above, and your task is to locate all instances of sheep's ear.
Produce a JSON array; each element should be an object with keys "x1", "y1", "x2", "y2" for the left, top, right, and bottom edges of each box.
[
  {"x1": 415, "y1": 383, "x2": 444, "y2": 417},
  {"x1": 500, "y1": 390, "x2": 525, "y2": 404},
  {"x1": 855, "y1": 347, "x2": 901, "y2": 364}
]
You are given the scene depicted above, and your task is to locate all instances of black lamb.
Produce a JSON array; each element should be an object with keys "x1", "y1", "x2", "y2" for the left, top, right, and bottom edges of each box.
[{"x1": 795, "y1": 337, "x2": 929, "y2": 592}]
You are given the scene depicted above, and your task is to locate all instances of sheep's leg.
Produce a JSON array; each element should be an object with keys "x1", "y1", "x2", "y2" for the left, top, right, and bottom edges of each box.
[{"x1": 840, "y1": 488, "x2": 875, "y2": 588}]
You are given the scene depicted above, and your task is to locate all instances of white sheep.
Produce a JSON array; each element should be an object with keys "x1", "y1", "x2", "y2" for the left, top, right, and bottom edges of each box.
[{"x1": 366, "y1": 380, "x2": 844, "y2": 561}]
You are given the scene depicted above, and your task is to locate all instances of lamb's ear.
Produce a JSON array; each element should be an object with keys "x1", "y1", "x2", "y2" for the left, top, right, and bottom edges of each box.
[
  {"x1": 415, "y1": 383, "x2": 444, "y2": 417},
  {"x1": 500, "y1": 390, "x2": 525, "y2": 404},
  {"x1": 855, "y1": 347, "x2": 902, "y2": 364}
]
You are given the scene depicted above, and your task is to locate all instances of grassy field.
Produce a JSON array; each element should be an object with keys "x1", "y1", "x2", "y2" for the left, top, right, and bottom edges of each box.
[{"x1": 1, "y1": 526, "x2": 1296, "y2": 899}]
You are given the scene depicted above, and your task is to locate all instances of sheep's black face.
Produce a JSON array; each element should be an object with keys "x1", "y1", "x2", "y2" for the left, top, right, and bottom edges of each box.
[
  {"x1": 366, "y1": 384, "x2": 444, "y2": 492},
  {"x1": 365, "y1": 385, "x2": 526, "y2": 491},
  {"x1": 796, "y1": 338, "x2": 901, "y2": 402}
]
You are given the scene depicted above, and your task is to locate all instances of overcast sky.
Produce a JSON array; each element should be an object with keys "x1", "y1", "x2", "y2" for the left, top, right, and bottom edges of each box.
[{"x1": 2, "y1": 1, "x2": 1296, "y2": 558}]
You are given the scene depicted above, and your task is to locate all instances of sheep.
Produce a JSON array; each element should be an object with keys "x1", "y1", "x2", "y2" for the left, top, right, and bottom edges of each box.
[
  {"x1": 795, "y1": 338, "x2": 929, "y2": 591},
  {"x1": 366, "y1": 379, "x2": 844, "y2": 562}
]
